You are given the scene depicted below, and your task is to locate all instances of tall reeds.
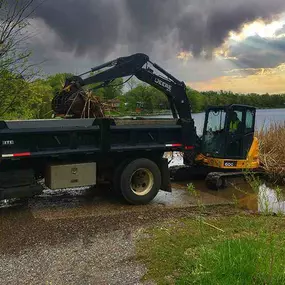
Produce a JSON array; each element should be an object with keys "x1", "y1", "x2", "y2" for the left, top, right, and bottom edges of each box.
[{"x1": 257, "y1": 122, "x2": 285, "y2": 185}]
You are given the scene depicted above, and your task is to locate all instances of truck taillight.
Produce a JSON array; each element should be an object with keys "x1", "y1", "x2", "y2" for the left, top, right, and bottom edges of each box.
[
  {"x1": 185, "y1": 146, "x2": 194, "y2": 150},
  {"x1": 2, "y1": 152, "x2": 31, "y2": 158}
]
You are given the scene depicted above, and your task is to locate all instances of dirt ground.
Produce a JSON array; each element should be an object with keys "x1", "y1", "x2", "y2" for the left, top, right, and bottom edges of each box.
[{"x1": 0, "y1": 184, "x2": 237, "y2": 285}]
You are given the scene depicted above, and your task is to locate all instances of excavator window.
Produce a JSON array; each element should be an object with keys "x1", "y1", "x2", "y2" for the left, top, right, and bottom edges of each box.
[
  {"x1": 202, "y1": 109, "x2": 227, "y2": 158},
  {"x1": 202, "y1": 105, "x2": 256, "y2": 160},
  {"x1": 243, "y1": 108, "x2": 256, "y2": 157},
  {"x1": 206, "y1": 109, "x2": 226, "y2": 133},
  {"x1": 245, "y1": 109, "x2": 255, "y2": 132}
]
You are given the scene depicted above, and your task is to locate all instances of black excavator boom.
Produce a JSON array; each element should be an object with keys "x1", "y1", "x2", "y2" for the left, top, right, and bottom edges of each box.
[{"x1": 52, "y1": 53, "x2": 193, "y2": 121}]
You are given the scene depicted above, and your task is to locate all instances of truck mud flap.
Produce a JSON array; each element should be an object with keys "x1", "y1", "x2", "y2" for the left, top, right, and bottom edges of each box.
[
  {"x1": 160, "y1": 158, "x2": 172, "y2": 193},
  {"x1": 0, "y1": 169, "x2": 43, "y2": 200},
  {"x1": 0, "y1": 184, "x2": 44, "y2": 200}
]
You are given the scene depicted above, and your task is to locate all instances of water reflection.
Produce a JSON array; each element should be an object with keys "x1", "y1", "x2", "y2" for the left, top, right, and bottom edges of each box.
[
  {"x1": 258, "y1": 184, "x2": 285, "y2": 215},
  {"x1": 195, "y1": 179, "x2": 285, "y2": 215}
]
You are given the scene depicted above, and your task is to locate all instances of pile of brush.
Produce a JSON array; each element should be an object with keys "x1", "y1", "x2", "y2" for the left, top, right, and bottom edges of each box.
[
  {"x1": 52, "y1": 87, "x2": 106, "y2": 119},
  {"x1": 257, "y1": 122, "x2": 285, "y2": 185}
]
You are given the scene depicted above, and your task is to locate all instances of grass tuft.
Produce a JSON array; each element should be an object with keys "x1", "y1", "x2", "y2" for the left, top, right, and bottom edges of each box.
[
  {"x1": 177, "y1": 236, "x2": 285, "y2": 284},
  {"x1": 136, "y1": 216, "x2": 285, "y2": 285}
]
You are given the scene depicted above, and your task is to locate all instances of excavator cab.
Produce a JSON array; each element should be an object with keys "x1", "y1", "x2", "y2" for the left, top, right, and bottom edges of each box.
[{"x1": 198, "y1": 104, "x2": 259, "y2": 170}]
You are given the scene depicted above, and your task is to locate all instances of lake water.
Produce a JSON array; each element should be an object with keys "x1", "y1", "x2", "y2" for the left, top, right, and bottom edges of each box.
[{"x1": 149, "y1": 108, "x2": 284, "y2": 136}]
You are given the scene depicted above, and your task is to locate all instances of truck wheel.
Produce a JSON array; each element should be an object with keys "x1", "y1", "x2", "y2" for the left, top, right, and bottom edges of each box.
[
  {"x1": 112, "y1": 159, "x2": 131, "y2": 197},
  {"x1": 120, "y1": 158, "x2": 161, "y2": 205}
]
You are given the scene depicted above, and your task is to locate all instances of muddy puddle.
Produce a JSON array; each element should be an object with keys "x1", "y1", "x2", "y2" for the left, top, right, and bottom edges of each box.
[
  {"x1": 0, "y1": 182, "x2": 230, "y2": 221},
  {"x1": 166, "y1": 152, "x2": 285, "y2": 215},
  {"x1": 1, "y1": 176, "x2": 282, "y2": 219},
  {"x1": 0, "y1": 153, "x2": 284, "y2": 220},
  {"x1": 184, "y1": 177, "x2": 285, "y2": 215}
]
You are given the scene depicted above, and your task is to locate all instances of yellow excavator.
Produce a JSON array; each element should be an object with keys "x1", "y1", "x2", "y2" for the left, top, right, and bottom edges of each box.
[{"x1": 173, "y1": 104, "x2": 260, "y2": 190}]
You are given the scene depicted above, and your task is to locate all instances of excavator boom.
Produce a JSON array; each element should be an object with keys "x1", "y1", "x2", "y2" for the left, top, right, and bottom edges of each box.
[{"x1": 52, "y1": 53, "x2": 193, "y2": 121}]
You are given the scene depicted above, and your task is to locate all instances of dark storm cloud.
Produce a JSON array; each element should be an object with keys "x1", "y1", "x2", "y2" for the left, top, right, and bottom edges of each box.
[
  {"x1": 32, "y1": 0, "x2": 120, "y2": 58},
  {"x1": 228, "y1": 35, "x2": 285, "y2": 69},
  {"x1": 124, "y1": 0, "x2": 180, "y2": 38},
  {"x1": 176, "y1": 0, "x2": 285, "y2": 59},
  {"x1": 24, "y1": 0, "x2": 285, "y2": 60}
]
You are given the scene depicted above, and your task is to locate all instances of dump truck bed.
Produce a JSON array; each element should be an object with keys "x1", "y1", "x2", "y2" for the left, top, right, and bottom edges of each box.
[{"x1": 0, "y1": 118, "x2": 185, "y2": 161}]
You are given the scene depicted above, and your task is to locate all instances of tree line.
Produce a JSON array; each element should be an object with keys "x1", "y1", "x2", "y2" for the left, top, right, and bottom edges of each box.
[
  {"x1": 121, "y1": 85, "x2": 285, "y2": 114},
  {"x1": 1, "y1": 72, "x2": 285, "y2": 119}
]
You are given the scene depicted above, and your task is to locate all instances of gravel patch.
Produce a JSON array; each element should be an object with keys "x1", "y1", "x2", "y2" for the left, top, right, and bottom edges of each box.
[
  {"x1": 0, "y1": 186, "x2": 235, "y2": 284},
  {"x1": 0, "y1": 229, "x2": 155, "y2": 285}
]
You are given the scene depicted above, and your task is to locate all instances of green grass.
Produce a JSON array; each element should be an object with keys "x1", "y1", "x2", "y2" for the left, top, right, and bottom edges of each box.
[{"x1": 136, "y1": 215, "x2": 285, "y2": 284}]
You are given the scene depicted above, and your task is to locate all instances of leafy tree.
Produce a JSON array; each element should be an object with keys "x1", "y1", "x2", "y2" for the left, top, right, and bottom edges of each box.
[
  {"x1": 186, "y1": 87, "x2": 205, "y2": 112},
  {"x1": 123, "y1": 84, "x2": 156, "y2": 113},
  {"x1": 45, "y1": 73, "x2": 73, "y2": 94},
  {"x1": 100, "y1": 78, "x2": 124, "y2": 100},
  {"x1": 0, "y1": 0, "x2": 42, "y2": 118},
  {"x1": 0, "y1": 0, "x2": 39, "y2": 76},
  {"x1": 28, "y1": 78, "x2": 54, "y2": 119},
  {"x1": 0, "y1": 69, "x2": 31, "y2": 119}
]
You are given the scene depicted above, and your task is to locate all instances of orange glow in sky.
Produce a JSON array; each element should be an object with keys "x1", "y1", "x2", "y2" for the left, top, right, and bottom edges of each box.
[{"x1": 178, "y1": 17, "x2": 285, "y2": 94}]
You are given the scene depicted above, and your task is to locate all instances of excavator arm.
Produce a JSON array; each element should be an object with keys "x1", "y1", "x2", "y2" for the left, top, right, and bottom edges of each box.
[{"x1": 52, "y1": 53, "x2": 193, "y2": 121}]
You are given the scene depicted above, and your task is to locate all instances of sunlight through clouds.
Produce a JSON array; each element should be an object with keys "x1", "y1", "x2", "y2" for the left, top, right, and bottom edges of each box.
[
  {"x1": 188, "y1": 14, "x2": 285, "y2": 93},
  {"x1": 229, "y1": 19, "x2": 284, "y2": 41},
  {"x1": 189, "y1": 63, "x2": 285, "y2": 94}
]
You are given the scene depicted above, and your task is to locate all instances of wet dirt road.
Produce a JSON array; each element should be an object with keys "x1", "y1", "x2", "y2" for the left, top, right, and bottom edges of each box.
[{"x1": 0, "y1": 183, "x2": 235, "y2": 285}]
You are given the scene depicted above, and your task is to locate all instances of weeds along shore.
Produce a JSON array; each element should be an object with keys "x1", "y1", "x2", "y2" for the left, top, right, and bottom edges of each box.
[{"x1": 257, "y1": 122, "x2": 285, "y2": 185}]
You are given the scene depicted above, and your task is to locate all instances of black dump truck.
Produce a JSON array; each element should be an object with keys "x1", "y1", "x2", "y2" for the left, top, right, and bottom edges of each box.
[
  {"x1": 0, "y1": 53, "x2": 259, "y2": 205},
  {"x1": 0, "y1": 53, "x2": 198, "y2": 205}
]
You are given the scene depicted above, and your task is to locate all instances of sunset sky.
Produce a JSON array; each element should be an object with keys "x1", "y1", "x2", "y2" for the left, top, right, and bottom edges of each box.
[
  {"x1": 186, "y1": 16, "x2": 285, "y2": 94},
  {"x1": 26, "y1": 0, "x2": 285, "y2": 94}
]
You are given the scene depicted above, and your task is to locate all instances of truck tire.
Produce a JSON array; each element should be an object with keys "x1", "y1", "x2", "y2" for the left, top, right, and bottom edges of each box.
[
  {"x1": 112, "y1": 159, "x2": 132, "y2": 197},
  {"x1": 119, "y1": 158, "x2": 161, "y2": 205}
]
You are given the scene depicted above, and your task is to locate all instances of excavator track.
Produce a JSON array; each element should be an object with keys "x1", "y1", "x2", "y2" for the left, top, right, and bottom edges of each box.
[{"x1": 205, "y1": 170, "x2": 264, "y2": 191}]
